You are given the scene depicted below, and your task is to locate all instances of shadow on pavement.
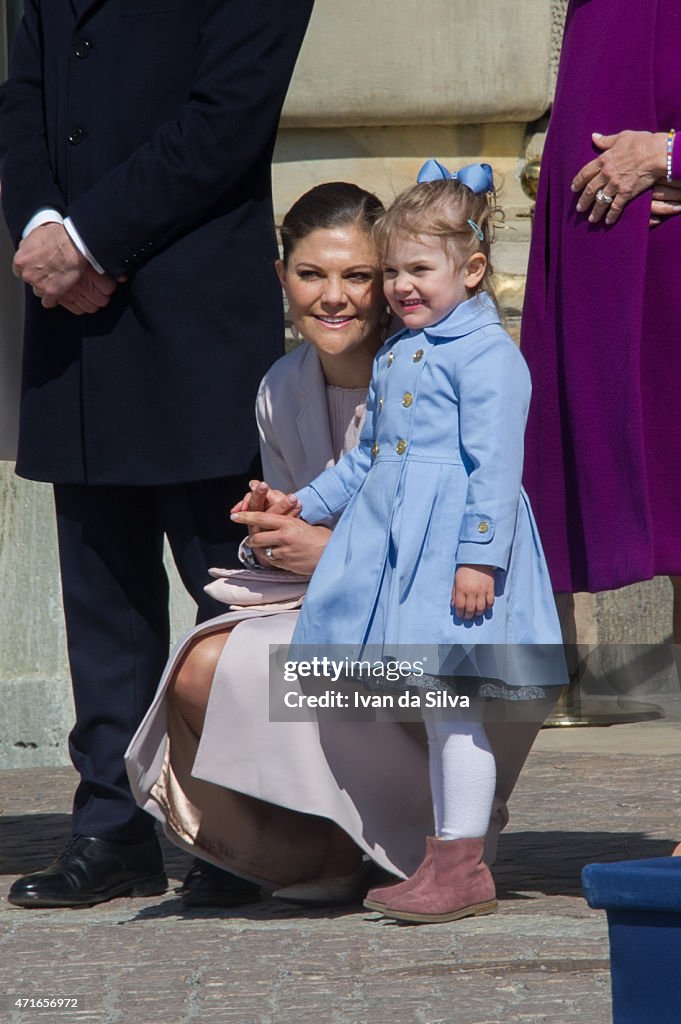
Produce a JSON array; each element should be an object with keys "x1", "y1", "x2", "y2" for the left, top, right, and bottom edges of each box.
[
  {"x1": 2, "y1": 815, "x2": 675, "y2": 906},
  {"x1": 494, "y1": 829, "x2": 676, "y2": 896},
  {"x1": 0, "y1": 813, "x2": 192, "y2": 880}
]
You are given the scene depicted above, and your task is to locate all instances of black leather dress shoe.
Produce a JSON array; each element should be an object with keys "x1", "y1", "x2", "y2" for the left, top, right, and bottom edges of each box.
[
  {"x1": 8, "y1": 835, "x2": 168, "y2": 908},
  {"x1": 180, "y1": 859, "x2": 261, "y2": 908}
]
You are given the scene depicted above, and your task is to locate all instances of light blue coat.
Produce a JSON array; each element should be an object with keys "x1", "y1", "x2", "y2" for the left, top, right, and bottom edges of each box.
[{"x1": 292, "y1": 294, "x2": 565, "y2": 687}]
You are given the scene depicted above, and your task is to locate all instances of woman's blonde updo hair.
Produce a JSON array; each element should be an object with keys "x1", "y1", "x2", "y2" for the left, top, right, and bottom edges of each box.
[{"x1": 373, "y1": 177, "x2": 499, "y2": 304}]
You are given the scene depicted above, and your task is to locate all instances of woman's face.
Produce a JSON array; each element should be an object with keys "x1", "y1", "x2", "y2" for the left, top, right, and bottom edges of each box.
[{"x1": 277, "y1": 224, "x2": 384, "y2": 361}]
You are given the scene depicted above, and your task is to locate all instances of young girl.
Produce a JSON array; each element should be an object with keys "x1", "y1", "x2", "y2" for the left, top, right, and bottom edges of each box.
[{"x1": 236, "y1": 160, "x2": 566, "y2": 924}]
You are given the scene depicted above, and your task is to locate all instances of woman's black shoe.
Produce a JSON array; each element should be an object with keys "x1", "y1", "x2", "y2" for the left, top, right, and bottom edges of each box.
[{"x1": 180, "y1": 859, "x2": 261, "y2": 908}]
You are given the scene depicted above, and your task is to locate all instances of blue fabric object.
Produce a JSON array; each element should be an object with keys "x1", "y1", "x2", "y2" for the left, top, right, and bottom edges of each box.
[
  {"x1": 583, "y1": 859, "x2": 681, "y2": 1024},
  {"x1": 417, "y1": 158, "x2": 494, "y2": 194},
  {"x1": 291, "y1": 294, "x2": 567, "y2": 686},
  {"x1": 583, "y1": 857, "x2": 681, "y2": 913}
]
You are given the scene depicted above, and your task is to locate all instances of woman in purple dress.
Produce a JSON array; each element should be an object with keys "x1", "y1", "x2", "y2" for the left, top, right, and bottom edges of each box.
[{"x1": 522, "y1": 0, "x2": 681, "y2": 646}]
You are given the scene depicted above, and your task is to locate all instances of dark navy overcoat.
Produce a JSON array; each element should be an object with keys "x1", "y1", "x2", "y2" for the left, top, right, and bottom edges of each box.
[{"x1": 0, "y1": 0, "x2": 313, "y2": 484}]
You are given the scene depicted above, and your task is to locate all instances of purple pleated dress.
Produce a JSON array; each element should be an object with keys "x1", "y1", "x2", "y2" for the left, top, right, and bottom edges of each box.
[{"x1": 522, "y1": 0, "x2": 681, "y2": 593}]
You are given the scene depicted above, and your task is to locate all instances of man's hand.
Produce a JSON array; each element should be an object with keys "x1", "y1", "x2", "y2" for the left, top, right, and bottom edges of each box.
[
  {"x1": 58, "y1": 265, "x2": 119, "y2": 315},
  {"x1": 452, "y1": 565, "x2": 496, "y2": 620},
  {"x1": 13, "y1": 222, "x2": 88, "y2": 306}
]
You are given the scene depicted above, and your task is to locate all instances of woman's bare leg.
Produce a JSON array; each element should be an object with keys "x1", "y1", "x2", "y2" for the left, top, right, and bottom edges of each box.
[
  {"x1": 318, "y1": 825, "x2": 363, "y2": 878},
  {"x1": 169, "y1": 629, "x2": 232, "y2": 736},
  {"x1": 170, "y1": 627, "x2": 363, "y2": 882}
]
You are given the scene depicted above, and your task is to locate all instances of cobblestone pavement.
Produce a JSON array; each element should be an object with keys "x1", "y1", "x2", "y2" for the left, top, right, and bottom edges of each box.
[{"x1": 1, "y1": 719, "x2": 680, "y2": 1024}]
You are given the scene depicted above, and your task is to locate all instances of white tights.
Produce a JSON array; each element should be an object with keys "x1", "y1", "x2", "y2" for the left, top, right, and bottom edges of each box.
[{"x1": 422, "y1": 707, "x2": 497, "y2": 841}]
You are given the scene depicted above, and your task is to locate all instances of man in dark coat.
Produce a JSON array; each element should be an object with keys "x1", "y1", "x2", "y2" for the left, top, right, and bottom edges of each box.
[{"x1": 0, "y1": 0, "x2": 313, "y2": 907}]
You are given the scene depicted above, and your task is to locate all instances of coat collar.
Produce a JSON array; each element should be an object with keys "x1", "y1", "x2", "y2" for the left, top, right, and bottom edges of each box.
[{"x1": 385, "y1": 292, "x2": 499, "y2": 347}]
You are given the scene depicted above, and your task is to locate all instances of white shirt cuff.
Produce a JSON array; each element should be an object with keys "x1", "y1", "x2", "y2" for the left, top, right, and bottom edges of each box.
[
  {"x1": 64, "y1": 217, "x2": 105, "y2": 274},
  {"x1": 22, "y1": 208, "x2": 64, "y2": 238},
  {"x1": 22, "y1": 208, "x2": 105, "y2": 274}
]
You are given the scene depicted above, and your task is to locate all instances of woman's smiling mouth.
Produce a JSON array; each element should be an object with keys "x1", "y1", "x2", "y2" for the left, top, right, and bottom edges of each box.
[{"x1": 314, "y1": 315, "x2": 355, "y2": 328}]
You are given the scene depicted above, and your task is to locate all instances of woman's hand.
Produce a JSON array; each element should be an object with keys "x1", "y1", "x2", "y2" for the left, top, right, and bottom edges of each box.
[
  {"x1": 452, "y1": 565, "x2": 495, "y2": 620},
  {"x1": 650, "y1": 180, "x2": 681, "y2": 226},
  {"x1": 231, "y1": 510, "x2": 332, "y2": 575},
  {"x1": 572, "y1": 130, "x2": 668, "y2": 225}
]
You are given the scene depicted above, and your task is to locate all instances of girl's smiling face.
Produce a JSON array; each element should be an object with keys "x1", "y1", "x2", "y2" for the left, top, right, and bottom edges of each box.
[{"x1": 382, "y1": 233, "x2": 486, "y2": 330}]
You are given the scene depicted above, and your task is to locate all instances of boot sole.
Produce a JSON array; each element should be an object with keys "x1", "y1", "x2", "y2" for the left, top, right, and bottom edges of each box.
[
  {"x1": 380, "y1": 898, "x2": 498, "y2": 924},
  {"x1": 363, "y1": 898, "x2": 389, "y2": 912},
  {"x1": 8, "y1": 872, "x2": 168, "y2": 909}
]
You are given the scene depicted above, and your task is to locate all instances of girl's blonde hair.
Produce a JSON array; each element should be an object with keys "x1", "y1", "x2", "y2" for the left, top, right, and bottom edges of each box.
[{"x1": 373, "y1": 177, "x2": 499, "y2": 305}]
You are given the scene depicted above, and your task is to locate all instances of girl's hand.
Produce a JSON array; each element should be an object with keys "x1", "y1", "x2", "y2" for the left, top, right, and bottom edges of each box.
[
  {"x1": 572, "y1": 130, "x2": 668, "y2": 225},
  {"x1": 650, "y1": 180, "x2": 681, "y2": 227},
  {"x1": 452, "y1": 565, "x2": 495, "y2": 620},
  {"x1": 230, "y1": 480, "x2": 301, "y2": 516},
  {"x1": 231, "y1": 511, "x2": 331, "y2": 575}
]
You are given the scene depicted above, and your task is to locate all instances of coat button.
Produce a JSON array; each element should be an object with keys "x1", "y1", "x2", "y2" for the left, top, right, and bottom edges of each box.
[
  {"x1": 395, "y1": 439, "x2": 407, "y2": 455},
  {"x1": 478, "y1": 522, "x2": 490, "y2": 534},
  {"x1": 372, "y1": 442, "x2": 379, "y2": 459},
  {"x1": 412, "y1": 349, "x2": 424, "y2": 362},
  {"x1": 68, "y1": 127, "x2": 84, "y2": 145},
  {"x1": 402, "y1": 392, "x2": 413, "y2": 408},
  {"x1": 387, "y1": 352, "x2": 394, "y2": 366},
  {"x1": 74, "y1": 39, "x2": 92, "y2": 58},
  {"x1": 378, "y1": 397, "x2": 383, "y2": 411}
]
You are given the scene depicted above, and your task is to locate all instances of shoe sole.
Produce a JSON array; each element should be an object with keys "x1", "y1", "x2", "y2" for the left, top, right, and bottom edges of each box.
[
  {"x1": 378, "y1": 898, "x2": 498, "y2": 924},
  {"x1": 363, "y1": 897, "x2": 389, "y2": 912},
  {"x1": 8, "y1": 873, "x2": 168, "y2": 909}
]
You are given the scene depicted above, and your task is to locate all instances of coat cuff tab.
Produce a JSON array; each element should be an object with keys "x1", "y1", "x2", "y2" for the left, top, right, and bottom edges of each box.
[{"x1": 458, "y1": 512, "x2": 495, "y2": 544}]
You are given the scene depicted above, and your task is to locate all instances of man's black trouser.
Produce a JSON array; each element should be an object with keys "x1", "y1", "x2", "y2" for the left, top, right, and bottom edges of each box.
[{"x1": 54, "y1": 474, "x2": 254, "y2": 843}]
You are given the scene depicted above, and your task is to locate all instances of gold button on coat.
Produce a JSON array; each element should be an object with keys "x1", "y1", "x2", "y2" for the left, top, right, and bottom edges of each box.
[
  {"x1": 372, "y1": 442, "x2": 379, "y2": 458},
  {"x1": 412, "y1": 349, "x2": 424, "y2": 362},
  {"x1": 378, "y1": 397, "x2": 383, "y2": 411},
  {"x1": 402, "y1": 392, "x2": 413, "y2": 408},
  {"x1": 395, "y1": 439, "x2": 407, "y2": 455},
  {"x1": 387, "y1": 352, "x2": 394, "y2": 365},
  {"x1": 478, "y1": 522, "x2": 490, "y2": 534}
]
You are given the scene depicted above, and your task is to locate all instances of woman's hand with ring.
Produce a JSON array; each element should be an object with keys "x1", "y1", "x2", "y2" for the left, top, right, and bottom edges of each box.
[
  {"x1": 572, "y1": 130, "x2": 668, "y2": 225},
  {"x1": 231, "y1": 510, "x2": 332, "y2": 575}
]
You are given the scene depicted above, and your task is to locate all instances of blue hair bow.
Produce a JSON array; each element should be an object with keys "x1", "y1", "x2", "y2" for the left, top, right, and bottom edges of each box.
[{"x1": 417, "y1": 158, "x2": 494, "y2": 194}]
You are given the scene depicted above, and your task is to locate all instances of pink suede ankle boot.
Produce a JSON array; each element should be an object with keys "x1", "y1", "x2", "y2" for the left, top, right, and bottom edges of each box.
[
  {"x1": 380, "y1": 836, "x2": 497, "y2": 924},
  {"x1": 363, "y1": 842, "x2": 435, "y2": 912}
]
